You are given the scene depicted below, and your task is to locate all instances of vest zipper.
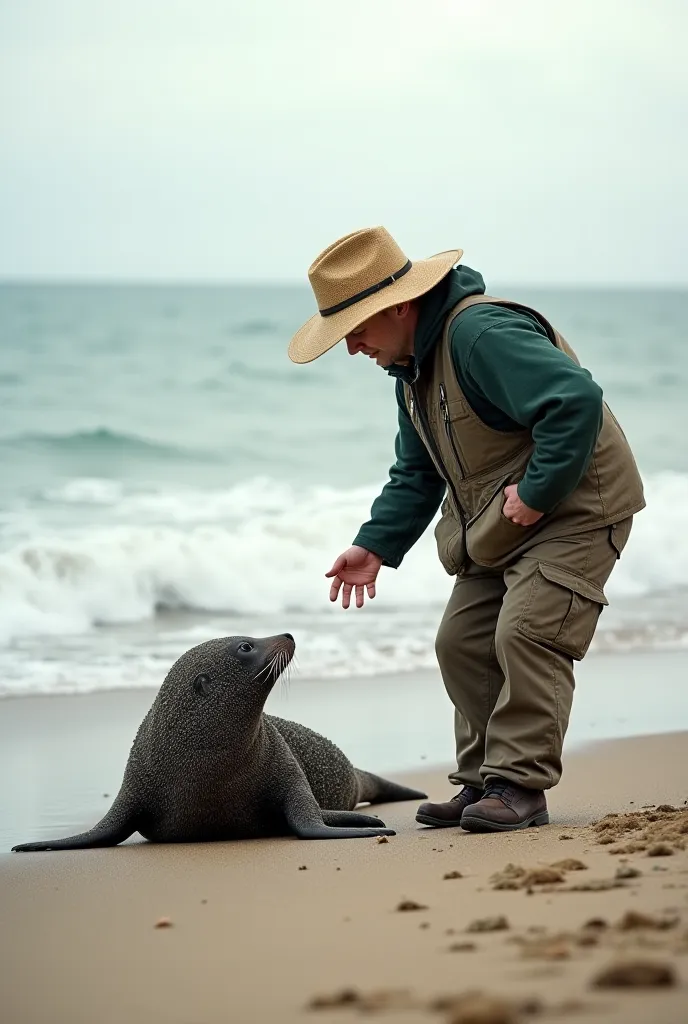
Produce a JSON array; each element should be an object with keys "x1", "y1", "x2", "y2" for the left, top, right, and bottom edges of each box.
[
  {"x1": 410, "y1": 383, "x2": 465, "y2": 530},
  {"x1": 439, "y1": 382, "x2": 467, "y2": 479}
]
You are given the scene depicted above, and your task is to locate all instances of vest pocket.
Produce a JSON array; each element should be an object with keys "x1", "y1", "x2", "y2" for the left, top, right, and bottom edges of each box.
[
  {"x1": 517, "y1": 562, "x2": 609, "y2": 661},
  {"x1": 434, "y1": 499, "x2": 465, "y2": 575},
  {"x1": 465, "y1": 477, "x2": 545, "y2": 566}
]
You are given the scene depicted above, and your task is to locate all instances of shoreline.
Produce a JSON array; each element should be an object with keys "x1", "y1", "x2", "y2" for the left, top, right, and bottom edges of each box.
[
  {"x1": 2, "y1": 648, "x2": 688, "y2": 852},
  {"x1": 2, "y1": 638, "x2": 688, "y2": 701}
]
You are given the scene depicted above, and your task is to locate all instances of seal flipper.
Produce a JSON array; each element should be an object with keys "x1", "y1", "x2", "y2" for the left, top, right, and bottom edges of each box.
[
  {"x1": 11, "y1": 792, "x2": 140, "y2": 852},
  {"x1": 281, "y1": 776, "x2": 395, "y2": 839},
  {"x1": 321, "y1": 810, "x2": 388, "y2": 828}
]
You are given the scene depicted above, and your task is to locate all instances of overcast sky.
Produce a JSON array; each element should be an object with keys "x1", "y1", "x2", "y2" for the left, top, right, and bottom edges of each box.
[{"x1": 1, "y1": 1, "x2": 686, "y2": 284}]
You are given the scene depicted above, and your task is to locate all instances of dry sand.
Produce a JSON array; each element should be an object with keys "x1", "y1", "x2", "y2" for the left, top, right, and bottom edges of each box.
[{"x1": 1, "y1": 731, "x2": 686, "y2": 1024}]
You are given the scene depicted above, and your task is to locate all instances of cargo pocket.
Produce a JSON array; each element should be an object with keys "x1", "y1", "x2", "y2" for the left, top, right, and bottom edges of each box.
[
  {"x1": 608, "y1": 517, "x2": 633, "y2": 560},
  {"x1": 517, "y1": 563, "x2": 609, "y2": 661}
]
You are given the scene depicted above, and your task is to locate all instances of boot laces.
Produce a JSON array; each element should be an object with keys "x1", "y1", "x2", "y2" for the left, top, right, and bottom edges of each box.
[
  {"x1": 485, "y1": 779, "x2": 511, "y2": 800},
  {"x1": 451, "y1": 785, "x2": 480, "y2": 802}
]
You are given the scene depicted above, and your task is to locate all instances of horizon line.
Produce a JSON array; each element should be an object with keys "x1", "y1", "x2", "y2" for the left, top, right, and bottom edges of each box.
[{"x1": 1, "y1": 276, "x2": 687, "y2": 290}]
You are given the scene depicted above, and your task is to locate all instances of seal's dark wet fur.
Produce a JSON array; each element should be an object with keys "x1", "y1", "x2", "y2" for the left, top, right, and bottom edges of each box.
[{"x1": 13, "y1": 634, "x2": 426, "y2": 850}]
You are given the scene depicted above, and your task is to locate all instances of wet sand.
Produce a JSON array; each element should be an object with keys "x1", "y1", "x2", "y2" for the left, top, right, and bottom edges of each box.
[
  {"x1": 1, "y1": 731, "x2": 686, "y2": 1024},
  {"x1": 2, "y1": 647, "x2": 688, "y2": 853}
]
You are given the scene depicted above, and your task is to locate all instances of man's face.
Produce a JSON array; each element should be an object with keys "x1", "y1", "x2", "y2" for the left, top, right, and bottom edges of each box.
[{"x1": 344, "y1": 305, "x2": 413, "y2": 368}]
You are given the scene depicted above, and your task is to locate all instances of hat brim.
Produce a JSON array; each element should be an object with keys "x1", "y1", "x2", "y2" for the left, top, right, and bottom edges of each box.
[{"x1": 288, "y1": 249, "x2": 463, "y2": 364}]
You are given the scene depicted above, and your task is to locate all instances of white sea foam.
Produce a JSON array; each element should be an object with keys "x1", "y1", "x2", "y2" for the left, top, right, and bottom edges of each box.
[{"x1": 0, "y1": 472, "x2": 686, "y2": 696}]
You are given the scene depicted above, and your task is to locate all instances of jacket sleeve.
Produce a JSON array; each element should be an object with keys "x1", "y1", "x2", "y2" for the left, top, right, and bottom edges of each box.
[
  {"x1": 352, "y1": 381, "x2": 446, "y2": 568},
  {"x1": 461, "y1": 315, "x2": 604, "y2": 513}
]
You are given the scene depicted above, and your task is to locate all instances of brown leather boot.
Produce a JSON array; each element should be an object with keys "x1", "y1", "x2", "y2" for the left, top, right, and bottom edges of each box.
[
  {"x1": 415, "y1": 786, "x2": 483, "y2": 828},
  {"x1": 460, "y1": 778, "x2": 549, "y2": 833}
]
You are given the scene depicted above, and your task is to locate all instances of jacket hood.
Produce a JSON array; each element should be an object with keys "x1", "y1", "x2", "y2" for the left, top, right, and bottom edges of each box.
[{"x1": 385, "y1": 266, "x2": 486, "y2": 383}]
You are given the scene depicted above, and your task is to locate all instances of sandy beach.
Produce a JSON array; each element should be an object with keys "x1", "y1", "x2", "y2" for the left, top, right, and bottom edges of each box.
[{"x1": 1, "y1": 729, "x2": 686, "y2": 1024}]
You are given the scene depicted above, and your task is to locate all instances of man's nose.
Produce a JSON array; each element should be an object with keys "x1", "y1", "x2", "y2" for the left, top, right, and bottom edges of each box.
[{"x1": 346, "y1": 337, "x2": 363, "y2": 356}]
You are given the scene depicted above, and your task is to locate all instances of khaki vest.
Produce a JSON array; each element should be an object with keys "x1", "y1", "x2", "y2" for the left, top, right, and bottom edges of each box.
[{"x1": 403, "y1": 295, "x2": 646, "y2": 575}]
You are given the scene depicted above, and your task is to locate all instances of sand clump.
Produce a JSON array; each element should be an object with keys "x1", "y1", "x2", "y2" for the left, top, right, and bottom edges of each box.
[
  {"x1": 565, "y1": 878, "x2": 626, "y2": 892},
  {"x1": 517, "y1": 936, "x2": 573, "y2": 960},
  {"x1": 583, "y1": 917, "x2": 609, "y2": 931},
  {"x1": 490, "y1": 859, "x2": 586, "y2": 891},
  {"x1": 307, "y1": 987, "x2": 415, "y2": 1012},
  {"x1": 614, "y1": 864, "x2": 641, "y2": 879},
  {"x1": 591, "y1": 958, "x2": 677, "y2": 988},
  {"x1": 512, "y1": 921, "x2": 607, "y2": 959},
  {"x1": 647, "y1": 842, "x2": 674, "y2": 857},
  {"x1": 430, "y1": 991, "x2": 526, "y2": 1023},
  {"x1": 508, "y1": 907, "x2": 684, "y2": 966},
  {"x1": 396, "y1": 899, "x2": 428, "y2": 912},
  {"x1": 308, "y1": 987, "x2": 582, "y2": 1021},
  {"x1": 616, "y1": 909, "x2": 680, "y2": 932},
  {"x1": 434, "y1": 994, "x2": 590, "y2": 1023},
  {"x1": 592, "y1": 805, "x2": 688, "y2": 855},
  {"x1": 549, "y1": 858, "x2": 587, "y2": 872},
  {"x1": 467, "y1": 915, "x2": 510, "y2": 933}
]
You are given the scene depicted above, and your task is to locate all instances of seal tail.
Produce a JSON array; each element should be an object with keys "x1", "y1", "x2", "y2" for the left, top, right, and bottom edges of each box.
[{"x1": 354, "y1": 770, "x2": 427, "y2": 805}]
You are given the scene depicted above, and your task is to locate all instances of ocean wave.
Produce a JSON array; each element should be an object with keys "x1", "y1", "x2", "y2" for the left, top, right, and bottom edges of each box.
[
  {"x1": 0, "y1": 427, "x2": 213, "y2": 462},
  {"x1": 1, "y1": 617, "x2": 688, "y2": 699},
  {"x1": 0, "y1": 472, "x2": 687, "y2": 647}
]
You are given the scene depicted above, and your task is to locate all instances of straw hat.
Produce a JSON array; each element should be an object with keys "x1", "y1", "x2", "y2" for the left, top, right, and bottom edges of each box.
[{"x1": 288, "y1": 226, "x2": 462, "y2": 364}]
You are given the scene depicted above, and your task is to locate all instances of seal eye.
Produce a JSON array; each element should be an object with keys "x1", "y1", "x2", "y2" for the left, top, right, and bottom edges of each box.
[
  {"x1": 238, "y1": 642, "x2": 254, "y2": 654},
  {"x1": 193, "y1": 673, "x2": 212, "y2": 696}
]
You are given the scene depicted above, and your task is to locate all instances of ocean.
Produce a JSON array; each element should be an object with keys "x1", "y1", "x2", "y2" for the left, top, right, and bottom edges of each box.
[{"x1": 1, "y1": 282, "x2": 688, "y2": 701}]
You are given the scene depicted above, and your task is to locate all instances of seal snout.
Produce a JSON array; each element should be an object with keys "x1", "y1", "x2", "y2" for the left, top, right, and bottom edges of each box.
[
  {"x1": 253, "y1": 632, "x2": 295, "y2": 688},
  {"x1": 272, "y1": 632, "x2": 296, "y2": 660}
]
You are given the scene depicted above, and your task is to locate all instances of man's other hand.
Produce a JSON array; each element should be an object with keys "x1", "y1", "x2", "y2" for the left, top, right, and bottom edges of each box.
[{"x1": 503, "y1": 485, "x2": 544, "y2": 526}]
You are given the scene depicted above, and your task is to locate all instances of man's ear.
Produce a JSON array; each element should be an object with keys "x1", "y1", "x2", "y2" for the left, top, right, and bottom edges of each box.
[{"x1": 394, "y1": 302, "x2": 412, "y2": 319}]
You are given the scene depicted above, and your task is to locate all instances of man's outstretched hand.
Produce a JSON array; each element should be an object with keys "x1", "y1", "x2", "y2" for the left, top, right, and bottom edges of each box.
[{"x1": 326, "y1": 545, "x2": 383, "y2": 609}]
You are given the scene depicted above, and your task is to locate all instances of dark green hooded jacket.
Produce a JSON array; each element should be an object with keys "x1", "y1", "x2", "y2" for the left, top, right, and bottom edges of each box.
[{"x1": 353, "y1": 267, "x2": 604, "y2": 568}]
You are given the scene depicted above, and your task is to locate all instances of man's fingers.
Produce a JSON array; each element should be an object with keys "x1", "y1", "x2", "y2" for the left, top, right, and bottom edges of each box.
[
  {"x1": 366, "y1": 582, "x2": 376, "y2": 600},
  {"x1": 329, "y1": 576, "x2": 343, "y2": 602},
  {"x1": 325, "y1": 555, "x2": 346, "y2": 579},
  {"x1": 355, "y1": 585, "x2": 364, "y2": 608},
  {"x1": 342, "y1": 583, "x2": 353, "y2": 609}
]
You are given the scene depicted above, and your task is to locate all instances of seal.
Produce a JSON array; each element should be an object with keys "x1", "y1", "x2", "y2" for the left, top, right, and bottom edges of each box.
[{"x1": 12, "y1": 633, "x2": 427, "y2": 850}]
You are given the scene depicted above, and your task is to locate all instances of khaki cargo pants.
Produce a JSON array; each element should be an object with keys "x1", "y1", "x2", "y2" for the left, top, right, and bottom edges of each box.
[{"x1": 436, "y1": 518, "x2": 633, "y2": 791}]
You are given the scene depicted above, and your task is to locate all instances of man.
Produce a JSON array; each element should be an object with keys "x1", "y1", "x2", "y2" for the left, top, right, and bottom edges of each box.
[{"x1": 288, "y1": 226, "x2": 644, "y2": 833}]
